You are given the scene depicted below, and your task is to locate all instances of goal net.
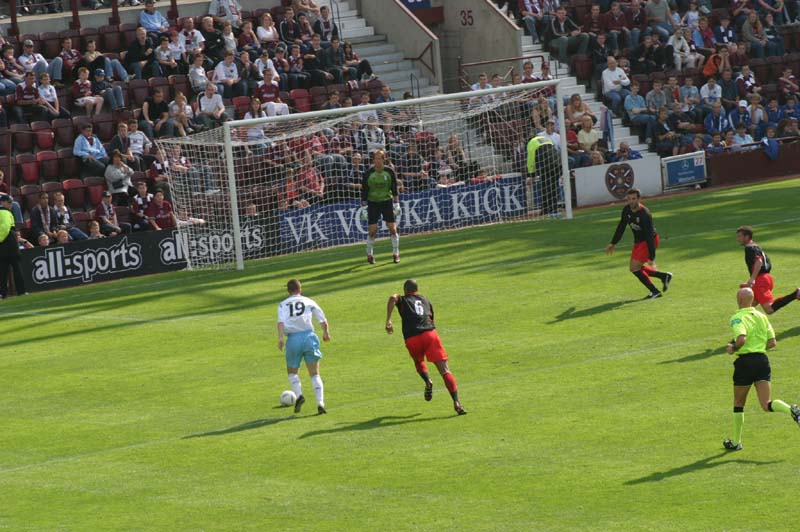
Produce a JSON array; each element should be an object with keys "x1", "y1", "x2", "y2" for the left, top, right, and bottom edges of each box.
[{"x1": 155, "y1": 79, "x2": 569, "y2": 270}]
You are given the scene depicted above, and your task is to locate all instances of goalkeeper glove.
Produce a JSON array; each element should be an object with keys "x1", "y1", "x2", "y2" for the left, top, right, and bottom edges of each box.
[
  {"x1": 393, "y1": 203, "x2": 402, "y2": 217},
  {"x1": 359, "y1": 209, "x2": 368, "y2": 222}
]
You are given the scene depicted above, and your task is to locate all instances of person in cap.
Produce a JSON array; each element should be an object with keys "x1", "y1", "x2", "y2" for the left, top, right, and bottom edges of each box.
[
  {"x1": 0, "y1": 194, "x2": 26, "y2": 299},
  {"x1": 18, "y1": 39, "x2": 64, "y2": 87},
  {"x1": 95, "y1": 190, "x2": 131, "y2": 236},
  {"x1": 92, "y1": 68, "x2": 126, "y2": 111}
]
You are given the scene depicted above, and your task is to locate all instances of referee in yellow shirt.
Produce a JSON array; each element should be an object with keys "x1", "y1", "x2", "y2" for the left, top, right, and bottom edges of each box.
[
  {"x1": 723, "y1": 287, "x2": 800, "y2": 451},
  {"x1": 526, "y1": 133, "x2": 561, "y2": 216},
  {"x1": 0, "y1": 194, "x2": 25, "y2": 299}
]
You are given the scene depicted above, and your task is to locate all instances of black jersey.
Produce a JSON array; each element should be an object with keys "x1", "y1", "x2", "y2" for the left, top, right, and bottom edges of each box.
[
  {"x1": 610, "y1": 204, "x2": 657, "y2": 259},
  {"x1": 397, "y1": 293, "x2": 436, "y2": 340},
  {"x1": 745, "y1": 242, "x2": 771, "y2": 275}
]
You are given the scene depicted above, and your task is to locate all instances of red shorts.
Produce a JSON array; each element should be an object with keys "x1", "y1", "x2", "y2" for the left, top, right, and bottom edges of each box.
[
  {"x1": 404, "y1": 330, "x2": 448, "y2": 363},
  {"x1": 753, "y1": 274, "x2": 774, "y2": 305},
  {"x1": 631, "y1": 234, "x2": 659, "y2": 263}
]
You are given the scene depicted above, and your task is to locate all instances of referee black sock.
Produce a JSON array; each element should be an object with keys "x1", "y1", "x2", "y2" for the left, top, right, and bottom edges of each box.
[
  {"x1": 633, "y1": 270, "x2": 658, "y2": 293},
  {"x1": 771, "y1": 289, "x2": 799, "y2": 312}
]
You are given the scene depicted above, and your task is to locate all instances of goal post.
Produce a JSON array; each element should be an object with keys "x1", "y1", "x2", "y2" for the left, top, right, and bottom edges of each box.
[{"x1": 156, "y1": 79, "x2": 571, "y2": 271}]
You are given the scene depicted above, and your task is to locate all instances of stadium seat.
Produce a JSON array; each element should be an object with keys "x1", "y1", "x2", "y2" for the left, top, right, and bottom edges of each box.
[
  {"x1": 36, "y1": 151, "x2": 60, "y2": 182},
  {"x1": 120, "y1": 23, "x2": 138, "y2": 49},
  {"x1": 129, "y1": 79, "x2": 151, "y2": 108},
  {"x1": 15, "y1": 153, "x2": 39, "y2": 185},
  {"x1": 41, "y1": 181, "x2": 63, "y2": 203},
  {"x1": 19, "y1": 184, "x2": 41, "y2": 213},
  {"x1": 39, "y1": 32, "x2": 60, "y2": 60},
  {"x1": 169, "y1": 75, "x2": 191, "y2": 99},
  {"x1": 131, "y1": 171, "x2": 149, "y2": 187},
  {"x1": 766, "y1": 56, "x2": 784, "y2": 80},
  {"x1": 115, "y1": 205, "x2": 131, "y2": 224},
  {"x1": 365, "y1": 79, "x2": 384, "y2": 101},
  {"x1": 232, "y1": 96, "x2": 250, "y2": 118},
  {"x1": 750, "y1": 58, "x2": 768, "y2": 84},
  {"x1": 92, "y1": 113, "x2": 116, "y2": 143},
  {"x1": 83, "y1": 176, "x2": 107, "y2": 207},
  {"x1": 289, "y1": 89, "x2": 311, "y2": 113},
  {"x1": 62, "y1": 178, "x2": 86, "y2": 210},
  {"x1": 31, "y1": 121, "x2": 55, "y2": 150},
  {"x1": 99, "y1": 25, "x2": 121, "y2": 53},
  {"x1": 0, "y1": 128, "x2": 10, "y2": 157},
  {"x1": 57, "y1": 147, "x2": 80, "y2": 179},
  {"x1": 310, "y1": 86, "x2": 328, "y2": 110},
  {"x1": 11, "y1": 124, "x2": 34, "y2": 153},
  {"x1": 72, "y1": 210, "x2": 91, "y2": 233},
  {"x1": 327, "y1": 84, "x2": 345, "y2": 96},
  {"x1": 52, "y1": 118, "x2": 74, "y2": 148}
]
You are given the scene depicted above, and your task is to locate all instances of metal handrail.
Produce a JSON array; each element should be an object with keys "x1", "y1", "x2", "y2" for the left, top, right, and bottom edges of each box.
[
  {"x1": 404, "y1": 40, "x2": 435, "y2": 80},
  {"x1": 329, "y1": 0, "x2": 342, "y2": 40},
  {"x1": 458, "y1": 54, "x2": 557, "y2": 91},
  {"x1": 409, "y1": 72, "x2": 421, "y2": 98}
]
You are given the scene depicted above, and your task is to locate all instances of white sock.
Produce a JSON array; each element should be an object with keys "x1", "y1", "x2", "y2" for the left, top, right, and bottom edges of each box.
[
  {"x1": 288, "y1": 373, "x2": 302, "y2": 397},
  {"x1": 367, "y1": 237, "x2": 375, "y2": 255},
  {"x1": 391, "y1": 233, "x2": 399, "y2": 254},
  {"x1": 311, "y1": 374, "x2": 324, "y2": 407}
]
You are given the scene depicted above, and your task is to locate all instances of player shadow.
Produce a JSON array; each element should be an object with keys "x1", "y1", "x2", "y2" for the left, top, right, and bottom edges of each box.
[
  {"x1": 182, "y1": 416, "x2": 294, "y2": 439},
  {"x1": 550, "y1": 299, "x2": 638, "y2": 323},
  {"x1": 661, "y1": 325, "x2": 800, "y2": 364},
  {"x1": 298, "y1": 413, "x2": 450, "y2": 439},
  {"x1": 624, "y1": 452, "x2": 782, "y2": 485}
]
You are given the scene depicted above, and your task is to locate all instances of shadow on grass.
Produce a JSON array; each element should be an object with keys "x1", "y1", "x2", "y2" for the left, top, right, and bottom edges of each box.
[
  {"x1": 660, "y1": 325, "x2": 800, "y2": 364},
  {"x1": 183, "y1": 416, "x2": 295, "y2": 439},
  {"x1": 625, "y1": 452, "x2": 782, "y2": 485},
  {"x1": 550, "y1": 299, "x2": 638, "y2": 323},
  {"x1": 298, "y1": 413, "x2": 451, "y2": 439}
]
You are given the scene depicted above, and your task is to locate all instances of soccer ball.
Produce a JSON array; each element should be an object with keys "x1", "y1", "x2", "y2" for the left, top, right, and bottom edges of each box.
[{"x1": 280, "y1": 390, "x2": 297, "y2": 406}]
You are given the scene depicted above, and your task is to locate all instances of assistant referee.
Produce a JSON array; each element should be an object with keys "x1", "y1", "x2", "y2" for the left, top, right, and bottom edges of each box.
[
  {"x1": 723, "y1": 287, "x2": 800, "y2": 451},
  {"x1": 361, "y1": 149, "x2": 401, "y2": 264}
]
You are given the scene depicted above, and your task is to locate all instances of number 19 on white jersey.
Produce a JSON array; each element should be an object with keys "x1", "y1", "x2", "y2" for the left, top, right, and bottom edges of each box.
[{"x1": 278, "y1": 295, "x2": 327, "y2": 334}]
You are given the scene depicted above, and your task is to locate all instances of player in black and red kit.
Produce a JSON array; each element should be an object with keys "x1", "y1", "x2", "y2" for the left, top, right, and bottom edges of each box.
[
  {"x1": 605, "y1": 188, "x2": 673, "y2": 299},
  {"x1": 386, "y1": 279, "x2": 466, "y2": 415},
  {"x1": 736, "y1": 225, "x2": 799, "y2": 314}
]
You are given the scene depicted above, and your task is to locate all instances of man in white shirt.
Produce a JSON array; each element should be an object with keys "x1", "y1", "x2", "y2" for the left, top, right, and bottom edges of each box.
[
  {"x1": 196, "y1": 84, "x2": 227, "y2": 129},
  {"x1": 213, "y1": 50, "x2": 245, "y2": 98},
  {"x1": 700, "y1": 77, "x2": 722, "y2": 115},
  {"x1": 540, "y1": 119, "x2": 561, "y2": 148},
  {"x1": 19, "y1": 39, "x2": 64, "y2": 86},
  {"x1": 209, "y1": 0, "x2": 243, "y2": 29},
  {"x1": 601, "y1": 56, "x2": 631, "y2": 116},
  {"x1": 277, "y1": 278, "x2": 331, "y2": 415}
]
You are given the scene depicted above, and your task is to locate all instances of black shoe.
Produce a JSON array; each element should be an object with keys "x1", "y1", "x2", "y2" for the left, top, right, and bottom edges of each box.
[
  {"x1": 294, "y1": 394, "x2": 306, "y2": 413},
  {"x1": 424, "y1": 381, "x2": 433, "y2": 401},
  {"x1": 393, "y1": 253, "x2": 400, "y2": 264},
  {"x1": 723, "y1": 439, "x2": 742, "y2": 451},
  {"x1": 644, "y1": 291, "x2": 662, "y2": 300},
  {"x1": 662, "y1": 272, "x2": 673, "y2": 292},
  {"x1": 454, "y1": 403, "x2": 467, "y2": 415},
  {"x1": 791, "y1": 404, "x2": 800, "y2": 426},
  {"x1": 317, "y1": 405, "x2": 327, "y2": 415},
  {"x1": 367, "y1": 254, "x2": 375, "y2": 265}
]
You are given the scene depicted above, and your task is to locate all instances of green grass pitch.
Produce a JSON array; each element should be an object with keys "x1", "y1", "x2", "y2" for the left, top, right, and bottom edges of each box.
[{"x1": 3, "y1": 179, "x2": 800, "y2": 531}]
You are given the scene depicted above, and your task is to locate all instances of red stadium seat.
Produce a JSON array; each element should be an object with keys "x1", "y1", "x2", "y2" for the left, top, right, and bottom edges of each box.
[
  {"x1": 129, "y1": 79, "x2": 151, "y2": 108},
  {"x1": 120, "y1": 23, "x2": 138, "y2": 49},
  {"x1": 80, "y1": 28, "x2": 99, "y2": 50},
  {"x1": 15, "y1": 153, "x2": 39, "y2": 185},
  {"x1": 11, "y1": 124, "x2": 34, "y2": 153},
  {"x1": 83, "y1": 176, "x2": 107, "y2": 207},
  {"x1": 39, "y1": 32, "x2": 60, "y2": 60},
  {"x1": 92, "y1": 113, "x2": 116, "y2": 143},
  {"x1": 62, "y1": 178, "x2": 86, "y2": 210},
  {"x1": 58, "y1": 29, "x2": 81, "y2": 55},
  {"x1": 31, "y1": 121, "x2": 55, "y2": 150},
  {"x1": 289, "y1": 89, "x2": 311, "y2": 113},
  {"x1": 310, "y1": 86, "x2": 328, "y2": 110},
  {"x1": 149, "y1": 77, "x2": 171, "y2": 100},
  {"x1": 57, "y1": 148, "x2": 80, "y2": 179},
  {"x1": 36, "y1": 151, "x2": 60, "y2": 182},
  {"x1": 52, "y1": 118, "x2": 75, "y2": 148},
  {"x1": 232, "y1": 96, "x2": 251, "y2": 119},
  {"x1": 19, "y1": 184, "x2": 41, "y2": 213},
  {"x1": 99, "y1": 25, "x2": 122, "y2": 53},
  {"x1": 0, "y1": 128, "x2": 11, "y2": 157},
  {"x1": 41, "y1": 181, "x2": 63, "y2": 203},
  {"x1": 72, "y1": 210, "x2": 91, "y2": 233}
]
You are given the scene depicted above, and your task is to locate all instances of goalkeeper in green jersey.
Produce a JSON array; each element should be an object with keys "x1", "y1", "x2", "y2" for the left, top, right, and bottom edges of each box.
[
  {"x1": 361, "y1": 149, "x2": 401, "y2": 264},
  {"x1": 723, "y1": 287, "x2": 800, "y2": 451}
]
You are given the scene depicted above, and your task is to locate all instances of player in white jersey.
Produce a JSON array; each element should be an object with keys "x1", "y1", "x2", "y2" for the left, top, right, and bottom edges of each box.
[{"x1": 277, "y1": 278, "x2": 331, "y2": 414}]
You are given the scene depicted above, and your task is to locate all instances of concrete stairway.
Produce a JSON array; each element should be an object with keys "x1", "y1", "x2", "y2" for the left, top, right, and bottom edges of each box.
[{"x1": 316, "y1": 0, "x2": 440, "y2": 98}]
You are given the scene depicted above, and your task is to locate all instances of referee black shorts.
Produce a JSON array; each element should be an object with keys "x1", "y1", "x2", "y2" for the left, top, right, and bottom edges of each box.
[
  {"x1": 733, "y1": 353, "x2": 771, "y2": 386},
  {"x1": 367, "y1": 200, "x2": 395, "y2": 225}
]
